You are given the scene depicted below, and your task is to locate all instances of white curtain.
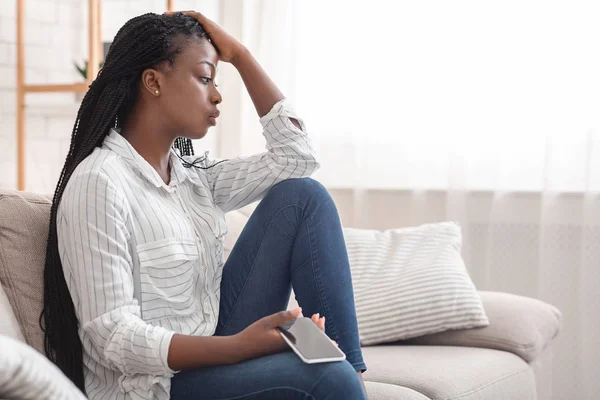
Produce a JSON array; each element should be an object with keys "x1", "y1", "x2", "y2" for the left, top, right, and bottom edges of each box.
[{"x1": 216, "y1": 1, "x2": 600, "y2": 399}]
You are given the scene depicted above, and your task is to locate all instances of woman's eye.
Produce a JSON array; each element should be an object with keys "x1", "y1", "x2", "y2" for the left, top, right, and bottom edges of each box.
[{"x1": 200, "y1": 77, "x2": 218, "y2": 88}]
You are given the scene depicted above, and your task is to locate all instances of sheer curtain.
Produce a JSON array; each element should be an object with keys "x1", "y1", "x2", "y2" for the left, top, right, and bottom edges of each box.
[{"x1": 216, "y1": 1, "x2": 600, "y2": 399}]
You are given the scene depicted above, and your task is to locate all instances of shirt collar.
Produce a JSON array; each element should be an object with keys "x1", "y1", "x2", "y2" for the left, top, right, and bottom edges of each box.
[{"x1": 103, "y1": 128, "x2": 191, "y2": 189}]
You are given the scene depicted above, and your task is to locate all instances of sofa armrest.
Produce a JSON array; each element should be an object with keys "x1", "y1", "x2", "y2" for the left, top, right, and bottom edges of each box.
[{"x1": 403, "y1": 291, "x2": 562, "y2": 363}]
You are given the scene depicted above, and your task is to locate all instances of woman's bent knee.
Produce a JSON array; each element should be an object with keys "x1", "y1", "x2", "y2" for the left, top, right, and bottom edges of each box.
[
  {"x1": 311, "y1": 360, "x2": 366, "y2": 399},
  {"x1": 268, "y1": 178, "x2": 332, "y2": 208},
  {"x1": 271, "y1": 178, "x2": 327, "y2": 197}
]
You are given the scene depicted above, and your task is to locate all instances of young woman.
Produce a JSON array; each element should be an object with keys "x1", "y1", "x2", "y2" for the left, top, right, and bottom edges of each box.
[{"x1": 42, "y1": 11, "x2": 367, "y2": 400}]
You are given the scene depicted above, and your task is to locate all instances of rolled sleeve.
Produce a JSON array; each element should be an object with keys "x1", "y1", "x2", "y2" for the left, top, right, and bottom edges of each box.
[{"x1": 203, "y1": 99, "x2": 320, "y2": 213}]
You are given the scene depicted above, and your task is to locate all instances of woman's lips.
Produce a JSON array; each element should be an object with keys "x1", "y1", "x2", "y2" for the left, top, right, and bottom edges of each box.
[{"x1": 209, "y1": 110, "x2": 220, "y2": 126}]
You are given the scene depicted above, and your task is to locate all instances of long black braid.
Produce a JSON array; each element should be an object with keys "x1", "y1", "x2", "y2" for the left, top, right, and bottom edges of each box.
[{"x1": 41, "y1": 13, "x2": 214, "y2": 393}]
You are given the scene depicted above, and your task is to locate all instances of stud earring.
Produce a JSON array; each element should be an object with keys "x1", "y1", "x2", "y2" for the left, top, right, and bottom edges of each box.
[{"x1": 154, "y1": 89, "x2": 159, "y2": 95}]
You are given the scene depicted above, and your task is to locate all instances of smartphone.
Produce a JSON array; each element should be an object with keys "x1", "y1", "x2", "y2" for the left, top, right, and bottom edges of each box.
[{"x1": 277, "y1": 317, "x2": 346, "y2": 364}]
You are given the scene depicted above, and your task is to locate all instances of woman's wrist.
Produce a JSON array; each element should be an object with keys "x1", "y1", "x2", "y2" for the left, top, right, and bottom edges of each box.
[
  {"x1": 167, "y1": 333, "x2": 246, "y2": 370},
  {"x1": 230, "y1": 45, "x2": 251, "y2": 69},
  {"x1": 228, "y1": 332, "x2": 248, "y2": 363}
]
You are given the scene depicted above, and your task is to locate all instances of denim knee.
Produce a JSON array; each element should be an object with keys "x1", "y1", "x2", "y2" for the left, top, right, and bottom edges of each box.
[
  {"x1": 311, "y1": 360, "x2": 365, "y2": 399},
  {"x1": 270, "y1": 178, "x2": 331, "y2": 204}
]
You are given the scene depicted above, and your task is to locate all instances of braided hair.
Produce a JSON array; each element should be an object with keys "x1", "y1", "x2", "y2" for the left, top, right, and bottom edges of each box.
[{"x1": 41, "y1": 13, "x2": 211, "y2": 393}]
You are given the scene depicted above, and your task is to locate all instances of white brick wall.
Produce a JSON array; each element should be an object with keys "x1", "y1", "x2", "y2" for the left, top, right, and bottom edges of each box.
[
  {"x1": 0, "y1": 0, "x2": 219, "y2": 193},
  {"x1": 0, "y1": 0, "x2": 84, "y2": 192}
]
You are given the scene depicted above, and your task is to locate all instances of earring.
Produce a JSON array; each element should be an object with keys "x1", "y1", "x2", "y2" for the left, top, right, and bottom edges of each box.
[{"x1": 154, "y1": 89, "x2": 159, "y2": 95}]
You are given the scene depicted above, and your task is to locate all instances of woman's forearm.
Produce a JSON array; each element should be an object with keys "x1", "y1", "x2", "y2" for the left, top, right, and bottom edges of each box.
[
  {"x1": 167, "y1": 333, "x2": 242, "y2": 370},
  {"x1": 231, "y1": 48, "x2": 286, "y2": 119}
]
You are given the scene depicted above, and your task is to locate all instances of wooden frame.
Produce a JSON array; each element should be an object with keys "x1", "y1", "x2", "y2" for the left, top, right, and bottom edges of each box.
[{"x1": 15, "y1": 0, "x2": 176, "y2": 190}]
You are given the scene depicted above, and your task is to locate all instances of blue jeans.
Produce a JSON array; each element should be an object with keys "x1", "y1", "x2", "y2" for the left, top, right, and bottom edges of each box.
[{"x1": 171, "y1": 178, "x2": 367, "y2": 399}]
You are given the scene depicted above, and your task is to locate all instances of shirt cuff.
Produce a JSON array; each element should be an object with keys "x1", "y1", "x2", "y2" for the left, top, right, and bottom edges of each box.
[
  {"x1": 259, "y1": 99, "x2": 305, "y2": 131},
  {"x1": 158, "y1": 329, "x2": 177, "y2": 374}
]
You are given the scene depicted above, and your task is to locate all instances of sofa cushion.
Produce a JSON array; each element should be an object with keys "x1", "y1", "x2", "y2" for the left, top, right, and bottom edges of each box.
[
  {"x1": 365, "y1": 381, "x2": 431, "y2": 400},
  {"x1": 362, "y1": 345, "x2": 535, "y2": 400},
  {"x1": 0, "y1": 190, "x2": 51, "y2": 354},
  {"x1": 403, "y1": 291, "x2": 562, "y2": 363}
]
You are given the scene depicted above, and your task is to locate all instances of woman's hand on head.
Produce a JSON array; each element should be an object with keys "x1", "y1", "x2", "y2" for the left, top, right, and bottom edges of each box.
[{"x1": 164, "y1": 11, "x2": 246, "y2": 63}]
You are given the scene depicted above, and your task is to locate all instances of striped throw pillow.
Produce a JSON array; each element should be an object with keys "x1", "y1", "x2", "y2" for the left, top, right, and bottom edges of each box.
[
  {"x1": 344, "y1": 222, "x2": 489, "y2": 346},
  {"x1": 0, "y1": 335, "x2": 86, "y2": 400}
]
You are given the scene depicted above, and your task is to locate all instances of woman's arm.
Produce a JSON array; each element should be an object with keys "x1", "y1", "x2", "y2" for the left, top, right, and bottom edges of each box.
[
  {"x1": 190, "y1": 101, "x2": 319, "y2": 213},
  {"x1": 167, "y1": 334, "x2": 238, "y2": 370},
  {"x1": 166, "y1": 10, "x2": 300, "y2": 128},
  {"x1": 168, "y1": 308, "x2": 302, "y2": 370},
  {"x1": 232, "y1": 49, "x2": 301, "y2": 130},
  {"x1": 59, "y1": 170, "x2": 176, "y2": 376}
]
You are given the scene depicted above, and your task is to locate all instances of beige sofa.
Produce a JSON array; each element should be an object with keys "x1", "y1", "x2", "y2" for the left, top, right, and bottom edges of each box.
[{"x1": 0, "y1": 189, "x2": 562, "y2": 400}]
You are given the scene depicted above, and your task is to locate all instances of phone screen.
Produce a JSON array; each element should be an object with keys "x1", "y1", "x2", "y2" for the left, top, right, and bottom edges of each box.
[{"x1": 278, "y1": 317, "x2": 346, "y2": 361}]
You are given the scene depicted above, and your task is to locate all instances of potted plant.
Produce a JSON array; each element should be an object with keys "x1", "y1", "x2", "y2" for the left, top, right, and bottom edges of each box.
[{"x1": 73, "y1": 60, "x2": 103, "y2": 101}]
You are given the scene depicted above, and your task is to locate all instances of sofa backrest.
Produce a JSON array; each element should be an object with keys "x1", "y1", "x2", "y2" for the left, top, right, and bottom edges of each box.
[{"x1": 0, "y1": 189, "x2": 51, "y2": 354}]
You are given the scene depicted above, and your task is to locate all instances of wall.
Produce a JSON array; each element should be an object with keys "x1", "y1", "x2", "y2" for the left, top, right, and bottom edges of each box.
[
  {"x1": 0, "y1": 0, "x2": 85, "y2": 192},
  {"x1": 0, "y1": 0, "x2": 218, "y2": 193}
]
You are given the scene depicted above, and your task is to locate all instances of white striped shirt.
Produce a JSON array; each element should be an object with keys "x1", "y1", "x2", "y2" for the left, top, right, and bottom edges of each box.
[{"x1": 57, "y1": 99, "x2": 319, "y2": 400}]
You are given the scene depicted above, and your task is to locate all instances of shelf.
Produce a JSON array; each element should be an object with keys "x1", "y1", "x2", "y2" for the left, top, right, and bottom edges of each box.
[{"x1": 25, "y1": 83, "x2": 88, "y2": 93}]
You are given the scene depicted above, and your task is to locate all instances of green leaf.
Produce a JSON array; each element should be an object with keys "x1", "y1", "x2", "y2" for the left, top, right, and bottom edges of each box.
[{"x1": 73, "y1": 59, "x2": 103, "y2": 79}]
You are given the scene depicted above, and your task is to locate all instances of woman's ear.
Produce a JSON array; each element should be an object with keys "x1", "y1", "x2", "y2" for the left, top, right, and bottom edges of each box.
[{"x1": 141, "y1": 68, "x2": 163, "y2": 96}]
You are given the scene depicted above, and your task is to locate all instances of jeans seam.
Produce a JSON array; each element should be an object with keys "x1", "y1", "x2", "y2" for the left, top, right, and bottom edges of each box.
[
  {"x1": 304, "y1": 216, "x2": 339, "y2": 342},
  {"x1": 214, "y1": 387, "x2": 316, "y2": 400},
  {"x1": 219, "y1": 204, "x2": 304, "y2": 333}
]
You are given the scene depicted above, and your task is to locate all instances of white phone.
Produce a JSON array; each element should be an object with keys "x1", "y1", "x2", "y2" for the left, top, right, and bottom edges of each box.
[{"x1": 277, "y1": 317, "x2": 346, "y2": 364}]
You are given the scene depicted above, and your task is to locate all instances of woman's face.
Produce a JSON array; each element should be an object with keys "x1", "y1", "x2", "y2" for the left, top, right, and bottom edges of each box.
[{"x1": 158, "y1": 38, "x2": 222, "y2": 139}]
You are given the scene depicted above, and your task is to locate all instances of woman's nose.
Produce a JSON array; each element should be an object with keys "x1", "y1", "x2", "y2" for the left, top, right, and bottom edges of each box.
[{"x1": 212, "y1": 89, "x2": 222, "y2": 105}]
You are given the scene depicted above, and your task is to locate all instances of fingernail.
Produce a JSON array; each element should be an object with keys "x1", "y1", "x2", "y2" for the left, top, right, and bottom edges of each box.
[{"x1": 316, "y1": 313, "x2": 320, "y2": 318}]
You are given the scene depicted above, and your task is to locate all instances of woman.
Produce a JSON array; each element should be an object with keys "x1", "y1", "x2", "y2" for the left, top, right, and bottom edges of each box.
[{"x1": 42, "y1": 11, "x2": 367, "y2": 400}]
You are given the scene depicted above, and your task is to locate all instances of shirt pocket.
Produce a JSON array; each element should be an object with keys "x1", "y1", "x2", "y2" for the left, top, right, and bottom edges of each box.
[{"x1": 136, "y1": 237, "x2": 200, "y2": 321}]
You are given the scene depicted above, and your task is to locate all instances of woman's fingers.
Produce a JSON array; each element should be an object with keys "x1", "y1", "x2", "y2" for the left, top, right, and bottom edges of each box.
[
  {"x1": 311, "y1": 313, "x2": 326, "y2": 331},
  {"x1": 311, "y1": 313, "x2": 319, "y2": 324},
  {"x1": 163, "y1": 10, "x2": 243, "y2": 62}
]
